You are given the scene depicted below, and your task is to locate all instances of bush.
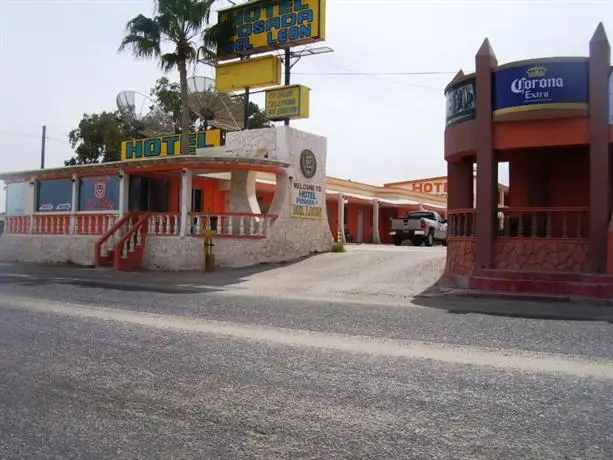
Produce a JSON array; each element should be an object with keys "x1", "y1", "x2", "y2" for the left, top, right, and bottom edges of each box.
[{"x1": 331, "y1": 242, "x2": 345, "y2": 253}]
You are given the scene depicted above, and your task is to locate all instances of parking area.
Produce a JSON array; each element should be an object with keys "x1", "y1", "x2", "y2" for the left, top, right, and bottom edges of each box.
[{"x1": 0, "y1": 245, "x2": 447, "y2": 305}]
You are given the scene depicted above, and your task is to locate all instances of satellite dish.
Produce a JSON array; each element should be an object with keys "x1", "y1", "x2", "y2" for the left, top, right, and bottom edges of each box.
[
  {"x1": 116, "y1": 90, "x2": 174, "y2": 137},
  {"x1": 186, "y1": 76, "x2": 244, "y2": 132}
]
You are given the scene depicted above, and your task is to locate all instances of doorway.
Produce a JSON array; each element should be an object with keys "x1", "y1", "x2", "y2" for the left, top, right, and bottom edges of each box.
[
  {"x1": 357, "y1": 209, "x2": 364, "y2": 243},
  {"x1": 128, "y1": 176, "x2": 170, "y2": 212}
]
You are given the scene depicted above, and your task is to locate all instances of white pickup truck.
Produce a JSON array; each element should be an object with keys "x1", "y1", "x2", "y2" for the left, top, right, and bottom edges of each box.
[{"x1": 389, "y1": 211, "x2": 448, "y2": 247}]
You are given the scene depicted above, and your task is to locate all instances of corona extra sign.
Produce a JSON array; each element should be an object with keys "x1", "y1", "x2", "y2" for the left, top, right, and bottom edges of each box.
[
  {"x1": 217, "y1": 0, "x2": 326, "y2": 59},
  {"x1": 265, "y1": 84, "x2": 310, "y2": 120},
  {"x1": 121, "y1": 129, "x2": 222, "y2": 161}
]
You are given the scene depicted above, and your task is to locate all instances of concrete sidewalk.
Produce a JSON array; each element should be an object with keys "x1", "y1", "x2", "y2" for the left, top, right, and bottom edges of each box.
[{"x1": 2, "y1": 260, "x2": 613, "y2": 322}]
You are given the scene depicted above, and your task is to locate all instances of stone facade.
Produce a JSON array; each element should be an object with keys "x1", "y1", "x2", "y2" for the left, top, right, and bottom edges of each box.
[
  {"x1": 494, "y1": 238, "x2": 590, "y2": 272},
  {"x1": 0, "y1": 127, "x2": 334, "y2": 270},
  {"x1": 445, "y1": 238, "x2": 476, "y2": 276},
  {"x1": 0, "y1": 234, "x2": 98, "y2": 266}
]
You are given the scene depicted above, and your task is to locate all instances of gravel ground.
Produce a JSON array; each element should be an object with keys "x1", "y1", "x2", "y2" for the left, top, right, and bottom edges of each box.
[{"x1": 1, "y1": 247, "x2": 613, "y2": 458}]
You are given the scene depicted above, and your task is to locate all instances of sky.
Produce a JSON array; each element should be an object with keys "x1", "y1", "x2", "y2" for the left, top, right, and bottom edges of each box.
[{"x1": 1, "y1": 0, "x2": 613, "y2": 211}]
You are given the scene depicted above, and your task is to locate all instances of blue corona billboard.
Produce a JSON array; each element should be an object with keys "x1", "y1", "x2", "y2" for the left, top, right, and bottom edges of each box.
[{"x1": 493, "y1": 60, "x2": 589, "y2": 115}]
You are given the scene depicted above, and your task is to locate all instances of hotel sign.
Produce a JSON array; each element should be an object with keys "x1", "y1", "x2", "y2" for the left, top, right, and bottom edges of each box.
[
  {"x1": 290, "y1": 181, "x2": 324, "y2": 219},
  {"x1": 217, "y1": 0, "x2": 326, "y2": 59},
  {"x1": 120, "y1": 129, "x2": 222, "y2": 161}
]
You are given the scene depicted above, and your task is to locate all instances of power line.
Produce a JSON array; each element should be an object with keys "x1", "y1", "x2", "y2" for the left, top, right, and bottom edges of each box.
[
  {"x1": 294, "y1": 71, "x2": 455, "y2": 76},
  {"x1": 0, "y1": 131, "x2": 69, "y2": 143}
]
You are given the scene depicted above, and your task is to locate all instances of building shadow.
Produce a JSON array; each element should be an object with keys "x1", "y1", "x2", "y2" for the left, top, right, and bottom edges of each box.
[{"x1": 413, "y1": 275, "x2": 613, "y2": 323}]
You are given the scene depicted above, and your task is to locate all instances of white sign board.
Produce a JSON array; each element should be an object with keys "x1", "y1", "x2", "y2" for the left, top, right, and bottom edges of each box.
[{"x1": 290, "y1": 181, "x2": 324, "y2": 219}]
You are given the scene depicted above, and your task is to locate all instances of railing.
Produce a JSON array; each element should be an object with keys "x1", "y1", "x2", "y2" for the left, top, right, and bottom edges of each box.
[
  {"x1": 448, "y1": 207, "x2": 589, "y2": 239},
  {"x1": 4, "y1": 213, "x2": 118, "y2": 235},
  {"x1": 148, "y1": 213, "x2": 180, "y2": 236},
  {"x1": 95, "y1": 212, "x2": 141, "y2": 266},
  {"x1": 189, "y1": 213, "x2": 278, "y2": 239},
  {"x1": 499, "y1": 207, "x2": 588, "y2": 239},
  {"x1": 4, "y1": 212, "x2": 278, "y2": 240},
  {"x1": 113, "y1": 213, "x2": 150, "y2": 271},
  {"x1": 448, "y1": 209, "x2": 476, "y2": 237},
  {"x1": 5, "y1": 216, "x2": 30, "y2": 234}
]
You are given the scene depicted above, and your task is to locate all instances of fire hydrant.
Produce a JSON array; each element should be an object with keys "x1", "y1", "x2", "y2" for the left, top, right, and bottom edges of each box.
[{"x1": 202, "y1": 228, "x2": 216, "y2": 272}]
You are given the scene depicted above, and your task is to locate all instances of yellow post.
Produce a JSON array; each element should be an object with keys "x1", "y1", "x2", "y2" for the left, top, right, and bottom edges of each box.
[{"x1": 201, "y1": 226, "x2": 216, "y2": 272}]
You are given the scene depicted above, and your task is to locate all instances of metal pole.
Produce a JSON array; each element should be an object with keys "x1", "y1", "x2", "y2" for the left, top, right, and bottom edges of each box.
[
  {"x1": 284, "y1": 47, "x2": 291, "y2": 126},
  {"x1": 243, "y1": 87, "x2": 250, "y2": 130},
  {"x1": 40, "y1": 125, "x2": 47, "y2": 169}
]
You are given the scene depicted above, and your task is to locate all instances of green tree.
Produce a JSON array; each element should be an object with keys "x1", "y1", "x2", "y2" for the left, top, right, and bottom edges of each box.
[
  {"x1": 65, "y1": 112, "x2": 135, "y2": 165},
  {"x1": 66, "y1": 79, "x2": 272, "y2": 165},
  {"x1": 150, "y1": 76, "x2": 199, "y2": 133},
  {"x1": 119, "y1": 0, "x2": 217, "y2": 156}
]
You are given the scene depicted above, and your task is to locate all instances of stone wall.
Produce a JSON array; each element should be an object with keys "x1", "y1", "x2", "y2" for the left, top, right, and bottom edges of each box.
[
  {"x1": 445, "y1": 238, "x2": 476, "y2": 276},
  {"x1": 494, "y1": 238, "x2": 590, "y2": 272},
  {"x1": 0, "y1": 234, "x2": 98, "y2": 266}
]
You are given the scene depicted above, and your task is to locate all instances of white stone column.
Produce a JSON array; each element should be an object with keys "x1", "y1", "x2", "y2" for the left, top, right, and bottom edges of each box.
[
  {"x1": 372, "y1": 199, "x2": 381, "y2": 244},
  {"x1": 337, "y1": 192, "x2": 346, "y2": 244},
  {"x1": 118, "y1": 171, "x2": 129, "y2": 217},
  {"x1": 28, "y1": 177, "x2": 36, "y2": 234},
  {"x1": 70, "y1": 173, "x2": 78, "y2": 234},
  {"x1": 180, "y1": 168, "x2": 193, "y2": 237}
]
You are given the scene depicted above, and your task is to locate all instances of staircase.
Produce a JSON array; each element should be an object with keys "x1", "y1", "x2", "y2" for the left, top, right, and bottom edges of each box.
[
  {"x1": 469, "y1": 269, "x2": 613, "y2": 300},
  {"x1": 95, "y1": 212, "x2": 150, "y2": 271}
]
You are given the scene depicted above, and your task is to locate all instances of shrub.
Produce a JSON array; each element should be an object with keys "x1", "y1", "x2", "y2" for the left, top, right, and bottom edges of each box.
[{"x1": 331, "y1": 242, "x2": 345, "y2": 253}]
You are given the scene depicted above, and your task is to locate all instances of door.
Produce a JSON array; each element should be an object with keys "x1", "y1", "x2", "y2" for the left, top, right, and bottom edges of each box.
[
  {"x1": 128, "y1": 176, "x2": 169, "y2": 212},
  {"x1": 357, "y1": 209, "x2": 364, "y2": 243}
]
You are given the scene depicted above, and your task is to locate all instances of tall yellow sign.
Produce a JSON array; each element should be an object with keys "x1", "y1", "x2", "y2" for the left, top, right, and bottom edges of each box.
[
  {"x1": 215, "y1": 55, "x2": 282, "y2": 92},
  {"x1": 217, "y1": 0, "x2": 326, "y2": 59}
]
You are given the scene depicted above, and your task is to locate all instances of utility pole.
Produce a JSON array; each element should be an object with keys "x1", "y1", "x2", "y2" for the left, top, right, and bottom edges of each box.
[
  {"x1": 284, "y1": 47, "x2": 291, "y2": 127},
  {"x1": 40, "y1": 125, "x2": 47, "y2": 169}
]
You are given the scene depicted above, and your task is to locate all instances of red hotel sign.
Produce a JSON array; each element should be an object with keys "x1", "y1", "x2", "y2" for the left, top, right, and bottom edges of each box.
[{"x1": 411, "y1": 180, "x2": 448, "y2": 195}]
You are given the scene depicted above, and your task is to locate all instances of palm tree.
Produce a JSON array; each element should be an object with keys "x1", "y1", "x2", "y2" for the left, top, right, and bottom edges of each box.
[{"x1": 119, "y1": 0, "x2": 217, "y2": 156}]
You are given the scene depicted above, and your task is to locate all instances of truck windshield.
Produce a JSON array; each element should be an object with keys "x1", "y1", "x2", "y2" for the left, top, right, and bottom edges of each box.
[{"x1": 406, "y1": 212, "x2": 435, "y2": 220}]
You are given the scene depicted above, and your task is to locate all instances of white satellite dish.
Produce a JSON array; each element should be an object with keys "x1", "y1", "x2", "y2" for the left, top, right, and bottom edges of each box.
[
  {"x1": 116, "y1": 90, "x2": 175, "y2": 137},
  {"x1": 186, "y1": 76, "x2": 244, "y2": 132}
]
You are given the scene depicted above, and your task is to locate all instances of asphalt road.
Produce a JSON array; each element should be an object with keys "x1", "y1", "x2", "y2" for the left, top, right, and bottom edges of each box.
[{"x1": 1, "y1": 249, "x2": 613, "y2": 459}]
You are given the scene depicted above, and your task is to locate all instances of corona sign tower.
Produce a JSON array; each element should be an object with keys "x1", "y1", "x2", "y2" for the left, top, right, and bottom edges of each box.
[{"x1": 213, "y1": 0, "x2": 330, "y2": 129}]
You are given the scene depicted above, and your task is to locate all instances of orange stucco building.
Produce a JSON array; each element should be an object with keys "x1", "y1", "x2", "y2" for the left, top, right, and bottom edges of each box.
[{"x1": 444, "y1": 23, "x2": 613, "y2": 299}]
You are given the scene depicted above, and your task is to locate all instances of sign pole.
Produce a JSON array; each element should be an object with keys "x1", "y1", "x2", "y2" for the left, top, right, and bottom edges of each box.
[
  {"x1": 242, "y1": 55, "x2": 250, "y2": 130},
  {"x1": 284, "y1": 47, "x2": 291, "y2": 126},
  {"x1": 40, "y1": 125, "x2": 47, "y2": 169}
]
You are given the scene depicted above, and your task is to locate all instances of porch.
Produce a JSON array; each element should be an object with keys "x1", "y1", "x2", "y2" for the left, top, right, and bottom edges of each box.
[{"x1": 446, "y1": 207, "x2": 590, "y2": 275}]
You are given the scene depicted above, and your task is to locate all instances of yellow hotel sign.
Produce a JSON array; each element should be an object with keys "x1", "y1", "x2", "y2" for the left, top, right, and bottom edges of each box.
[
  {"x1": 217, "y1": 0, "x2": 326, "y2": 59},
  {"x1": 120, "y1": 129, "x2": 222, "y2": 161},
  {"x1": 265, "y1": 84, "x2": 310, "y2": 120},
  {"x1": 215, "y1": 55, "x2": 282, "y2": 92}
]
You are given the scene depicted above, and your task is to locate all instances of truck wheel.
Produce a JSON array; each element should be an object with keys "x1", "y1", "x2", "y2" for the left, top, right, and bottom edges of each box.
[
  {"x1": 393, "y1": 236, "x2": 403, "y2": 246},
  {"x1": 442, "y1": 239, "x2": 447, "y2": 247},
  {"x1": 424, "y1": 230, "x2": 434, "y2": 247}
]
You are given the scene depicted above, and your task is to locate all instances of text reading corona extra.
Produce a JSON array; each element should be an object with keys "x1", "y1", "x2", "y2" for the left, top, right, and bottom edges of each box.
[{"x1": 219, "y1": 0, "x2": 324, "y2": 56}]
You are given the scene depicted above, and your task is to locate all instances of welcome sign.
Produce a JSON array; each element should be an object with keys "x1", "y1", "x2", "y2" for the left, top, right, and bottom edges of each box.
[
  {"x1": 493, "y1": 60, "x2": 589, "y2": 115},
  {"x1": 290, "y1": 181, "x2": 324, "y2": 219}
]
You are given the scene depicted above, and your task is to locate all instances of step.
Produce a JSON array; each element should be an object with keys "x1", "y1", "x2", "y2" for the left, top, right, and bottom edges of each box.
[
  {"x1": 473, "y1": 269, "x2": 613, "y2": 285},
  {"x1": 470, "y1": 276, "x2": 613, "y2": 299}
]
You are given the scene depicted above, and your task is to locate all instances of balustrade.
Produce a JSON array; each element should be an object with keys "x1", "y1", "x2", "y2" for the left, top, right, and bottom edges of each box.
[
  {"x1": 189, "y1": 213, "x2": 277, "y2": 238},
  {"x1": 447, "y1": 207, "x2": 589, "y2": 239}
]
